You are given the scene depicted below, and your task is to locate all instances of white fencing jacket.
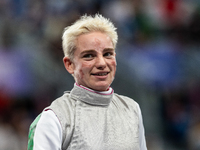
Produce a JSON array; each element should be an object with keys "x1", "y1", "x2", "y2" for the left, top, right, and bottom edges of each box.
[{"x1": 28, "y1": 83, "x2": 147, "y2": 150}]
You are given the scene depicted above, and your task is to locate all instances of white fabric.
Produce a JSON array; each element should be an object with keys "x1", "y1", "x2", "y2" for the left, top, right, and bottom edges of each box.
[
  {"x1": 33, "y1": 110, "x2": 62, "y2": 150},
  {"x1": 32, "y1": 84, "x2": 147, "y2": 150},
  {"x1": 33, "y1": 107, "x2": 146, "y2": 150},
  {"x1": 138, "y1": 104, "x2": 147, "y2": 149},
  {"x1": 78, "y1": 83, "x2": 113, "y2": 95}
]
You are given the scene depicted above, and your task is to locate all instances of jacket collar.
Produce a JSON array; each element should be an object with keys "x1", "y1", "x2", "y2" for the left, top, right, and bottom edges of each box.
[{"x1": 69, "y1": 83, "x2": 113, "y2": 106}]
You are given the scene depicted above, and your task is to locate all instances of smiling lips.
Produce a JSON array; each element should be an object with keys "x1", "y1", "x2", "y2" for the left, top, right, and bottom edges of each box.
[{"x1": 91, "y1": 72, "x2": 109, "y2": 76}]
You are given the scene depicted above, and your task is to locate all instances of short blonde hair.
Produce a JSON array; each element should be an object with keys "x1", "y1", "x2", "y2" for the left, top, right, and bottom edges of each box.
[{"x1": 62, "y1": 14, "x2": 118, "y2": 60}]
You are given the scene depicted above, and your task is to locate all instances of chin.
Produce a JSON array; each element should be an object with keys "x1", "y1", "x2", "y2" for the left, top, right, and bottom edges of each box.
[{"x1": 93, "y1": 84, "x2": 109, "y2": 91}]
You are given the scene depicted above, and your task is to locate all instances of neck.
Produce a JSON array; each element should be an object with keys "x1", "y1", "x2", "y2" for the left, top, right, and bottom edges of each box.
[{"x1": 75, "y1": 83, "x2": 113, "y2": 95}]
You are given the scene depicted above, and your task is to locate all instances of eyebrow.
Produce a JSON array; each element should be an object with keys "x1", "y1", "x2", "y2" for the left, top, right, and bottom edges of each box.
[
  {"x1": 80, "y1": 50, "x2": 95, "y2": 56},
  {"x1": 103, "y1": 48, "x2": 115, "y2": 52},
  {"x1": 80, "y1": 48, "x2": 115, "y2": 55}
]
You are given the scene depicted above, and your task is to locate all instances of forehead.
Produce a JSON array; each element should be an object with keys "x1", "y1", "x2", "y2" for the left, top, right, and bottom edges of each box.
[{"x1": 76, "y1": 32, "x2": 114, "y2": 51}]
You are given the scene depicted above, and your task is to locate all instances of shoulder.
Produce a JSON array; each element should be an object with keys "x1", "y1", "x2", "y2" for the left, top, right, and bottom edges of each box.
[
  {"x1": 45, "y1": 92, "x2": 75, "y2": 138},
  {"x1": 113, "y1": 93, "x2": 141, "y2": 113},
  {"x1": 113, "y1": 93, "x2": 139, "y2": 106},
  {"x1": 46, "y1": 92, "x2": 75, "y2": 114},
  {"x1": 29, "y1": 111, "x2": 61, "y2": 134},
  {"x1": 45, "y1": 91, "x2": 75, "y2": 120},
  {"x1": 28, "y1": 110, "x2": 62, "y2": 150},
  {"x1": 51, "y1": 92, "x2": 71, "y2": 106}
]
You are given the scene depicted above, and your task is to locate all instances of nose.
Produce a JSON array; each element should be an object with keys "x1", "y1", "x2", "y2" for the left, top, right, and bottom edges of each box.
[{"x1": 95, "y1": 55, "x2": 106, "y2": 69}]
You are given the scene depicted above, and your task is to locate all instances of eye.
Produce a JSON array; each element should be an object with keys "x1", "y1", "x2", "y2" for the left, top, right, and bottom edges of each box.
[
  {"x1": 82, "y1": 53, "x2": 95, "y2": 60},
  {"x1": 104, "y1": 52, "x2": 114, "y2": 57},
  {"x1": 83, "y1": 54, "x2": 93, "y2": 58}
]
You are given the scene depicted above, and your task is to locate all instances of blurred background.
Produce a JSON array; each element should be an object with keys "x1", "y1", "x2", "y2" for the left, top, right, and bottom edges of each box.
[{"x1": 0, "y1": 0, "x2": 200, "y2": 149}]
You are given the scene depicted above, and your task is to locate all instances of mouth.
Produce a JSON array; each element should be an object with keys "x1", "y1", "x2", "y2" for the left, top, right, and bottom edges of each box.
[{"x1": 91, "y1": 72, "x2": 109, "y2": 76}]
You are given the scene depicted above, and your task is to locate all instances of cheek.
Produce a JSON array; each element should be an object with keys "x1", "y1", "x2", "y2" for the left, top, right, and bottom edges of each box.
[
  {"x1": 73, "y1": 64, "x2": 84, "y2": 80},
  {"x1": 78, "y1": 69, "x2": 84, "y2": 79},
  {"x1": 82, "y1": 62, "x2": 93, "y2": 71},
  {"x1": 76, "y1": 63, "x2": 92, "y2": 79},
  {"x1": 111, "y1": 60, "x2": 117, "y2": 77},
  {"x1": 111, "y1": 60, "x2": 117, "y2": 69}
]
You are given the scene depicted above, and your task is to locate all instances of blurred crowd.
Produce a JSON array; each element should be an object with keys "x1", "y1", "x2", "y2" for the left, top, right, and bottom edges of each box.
[{"x1": 0, "y1": 0, "x2": 200, "y2": 149}]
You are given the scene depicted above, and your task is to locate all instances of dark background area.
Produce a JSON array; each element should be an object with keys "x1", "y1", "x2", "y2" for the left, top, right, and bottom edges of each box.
[{"x1": 0, "y1": 0, "x2": 200, "y2": 149}]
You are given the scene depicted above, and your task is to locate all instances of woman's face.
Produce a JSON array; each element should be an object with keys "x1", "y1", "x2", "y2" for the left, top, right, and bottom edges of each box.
[{"x1": 64, "y1": 32, "x2": 117, "y2": 91}]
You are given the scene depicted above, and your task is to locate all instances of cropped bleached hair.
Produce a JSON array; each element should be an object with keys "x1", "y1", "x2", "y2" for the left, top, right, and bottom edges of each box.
[{"x1": 62, "y1": 14, "x2": 118, "y2": 60}]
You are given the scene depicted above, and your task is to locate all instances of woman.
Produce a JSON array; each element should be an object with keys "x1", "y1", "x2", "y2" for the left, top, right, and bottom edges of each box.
[{"x1": 28, "y1": 14, "x2": 147, "y2": 150}]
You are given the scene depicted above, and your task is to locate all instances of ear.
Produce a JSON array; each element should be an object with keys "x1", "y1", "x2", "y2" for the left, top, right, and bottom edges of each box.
[{"x1": 63, "y1": 57, "x2": 74, "y2": 74}]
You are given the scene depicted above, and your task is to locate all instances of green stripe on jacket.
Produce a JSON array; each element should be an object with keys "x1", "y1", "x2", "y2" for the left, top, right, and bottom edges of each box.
[{"x1": 27, "y1": 113, "x2": 42, "y2": 150}]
